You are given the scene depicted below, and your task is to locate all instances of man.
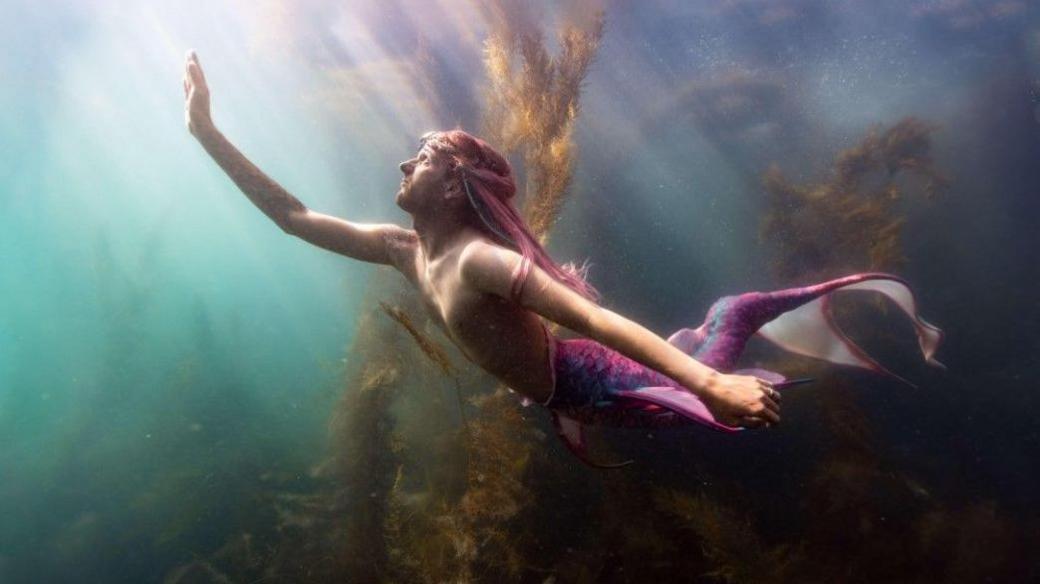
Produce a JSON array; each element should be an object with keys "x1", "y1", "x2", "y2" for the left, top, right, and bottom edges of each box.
[{"x1": 183, "y1": 50, "x2": 942, "y2": 465}]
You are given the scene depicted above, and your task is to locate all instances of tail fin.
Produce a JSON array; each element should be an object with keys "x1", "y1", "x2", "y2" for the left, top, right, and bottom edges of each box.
[{"x1": 667, "y1": 273, "x2": 944, "y2": 384}]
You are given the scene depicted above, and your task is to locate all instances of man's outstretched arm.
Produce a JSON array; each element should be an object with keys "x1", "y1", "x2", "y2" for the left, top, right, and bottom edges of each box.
[
  {"x1": 182, "y1": 50, "x2": 415, "y2": 267},
  {"x1": 459, "y1": 241, "x2": 781, "y2": 429}
]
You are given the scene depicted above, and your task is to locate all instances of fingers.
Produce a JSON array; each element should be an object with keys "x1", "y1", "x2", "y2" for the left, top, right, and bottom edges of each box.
[
  {"x1": 766, "y1": 386, "x2": 781, "y2": 402},
  {"x1": 756, "y1": 377, "x2": 781, "y2": 417},
  {"x1": 187, "y1": 61, "x2": 204, "y2": 87},
  {"x1": 760, "y1": 388, "x2": 780, "y2": 411},
  {"x1": 183, "y1": 58, "x2": 194, "y2": 97},
  {"x1": 183, "y1": 50, "x2": 193, "y2": 84},
  {"x1": 189, "y1": 50, "x2": 206, "y2": 82},
  {"x1": 758, "y1": 404, "x2": 781, "y2": 425},
  {"x1": 739, "y1": 413, "x2": 782, "y2": 429},
  {"x1": 760, "y1": 395, "x2": 781, "y2": 418},
  {"x1": 184, "y1": 49, "x2": 207, "y2": 88},
  {"x1": 738, "y1": 416, "x2": 769, "y2": 429},
  {"x1": 716, "y1": 374, "x2": 786, "y2": 429}
]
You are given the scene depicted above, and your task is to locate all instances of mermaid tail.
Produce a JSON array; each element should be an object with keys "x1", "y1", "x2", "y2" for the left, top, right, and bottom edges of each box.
[
  {"x1": 547, "y1": 273, "x2": 944, "y2": 468},
  {"x1": 551, "y1": 367, "x2": 794, "y2": 469},
  {"x1": 667, "y1": 272, "x2": 945, "y2": 384}
]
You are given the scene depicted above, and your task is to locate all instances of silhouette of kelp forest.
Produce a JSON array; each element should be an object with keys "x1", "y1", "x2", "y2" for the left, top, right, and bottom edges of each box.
[{"x1": 161, "y1": 4, "x2": 1034, "y2": 583}]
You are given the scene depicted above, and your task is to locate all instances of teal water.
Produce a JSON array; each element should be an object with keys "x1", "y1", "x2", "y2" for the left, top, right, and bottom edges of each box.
[
  {"x1": 3, "y1": 1, "x2": 1039, "y2": 582},
  {"x1": 1, "y1": 2, "x2": 382, "y2": 579}
]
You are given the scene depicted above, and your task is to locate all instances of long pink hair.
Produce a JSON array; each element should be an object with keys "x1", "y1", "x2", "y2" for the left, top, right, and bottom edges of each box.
[{"x1": 420, "y1": 130, "x2": 599, "y2": 303}]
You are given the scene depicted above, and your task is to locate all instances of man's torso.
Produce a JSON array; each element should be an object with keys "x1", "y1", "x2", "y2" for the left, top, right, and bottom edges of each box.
[{"x1": 389, "y1": 232, "x2": 556, "y2": 403}]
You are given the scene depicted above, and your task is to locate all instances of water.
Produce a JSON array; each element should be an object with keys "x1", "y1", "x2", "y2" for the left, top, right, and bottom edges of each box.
[{"x1": 2, "y1": 1, "x2": 1038, "y2": 582}]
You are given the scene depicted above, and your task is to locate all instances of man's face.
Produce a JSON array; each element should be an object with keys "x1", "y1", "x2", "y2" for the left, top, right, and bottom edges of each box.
[{"x1": 396, "y1": 144, "x2": 452, "y2": 214}]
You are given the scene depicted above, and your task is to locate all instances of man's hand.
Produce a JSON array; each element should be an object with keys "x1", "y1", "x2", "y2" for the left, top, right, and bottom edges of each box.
[
  {"x1": 183, "y1": 50, "x2": 212, "y2": 136},
  {"x1": 701, "y1": 372, "x2": 781, "y2": 429}
]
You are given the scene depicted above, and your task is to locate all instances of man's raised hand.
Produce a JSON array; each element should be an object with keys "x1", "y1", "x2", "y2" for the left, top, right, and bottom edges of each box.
[{"x1": 183, "y1": 50, "x2": 212, "y2": 136}]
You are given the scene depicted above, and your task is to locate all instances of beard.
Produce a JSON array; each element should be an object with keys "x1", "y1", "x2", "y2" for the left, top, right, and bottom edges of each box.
[{"x1": 395, "y1": 186, "x2": 411, "y2": 211}]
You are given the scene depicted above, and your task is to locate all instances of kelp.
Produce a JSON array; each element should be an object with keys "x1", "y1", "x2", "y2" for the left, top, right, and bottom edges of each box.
[
  {"x1": 655, "y1": 488, "x2": 797, "y2": 584},
  {"x1": 385, "y1": 465, "x2": 472, "y2": 583},
  {"x1": 372, "y1": 4, "x2": 610, "y2": 583},
  {"x1": 432, "y1": 3, "x2": 606, "y2": 580},
  {"x1": 643, "y1": 373, "x2": 1025, "y2": 583},
  {"x1": 654, "y1": 466, "x2": 1023, "y2": 584},
  {"x1": 760, "y1": 117, "x2": 947, "y2": 282},
  {"x1": 255, "y1": 5, "x2": 607, "y2": 581},
  {"x1": 481, "y1": 0, "x2": 605, "y2": 238},
  {"x1": 378, "y1": 299, "x2": 476, "y2": 438},
  {"x1": 738, "y1": 118, "x2": 1026, "y2": 582},
  {"x1": 380, "y1": 301, "x2": 458, "y2": 377},
  {"x1": 756, "y1": 119, "x2": 927, "y2": 583},
  {"x1": 161, "y1": 11, "x2": 1037, "y2": 584}
]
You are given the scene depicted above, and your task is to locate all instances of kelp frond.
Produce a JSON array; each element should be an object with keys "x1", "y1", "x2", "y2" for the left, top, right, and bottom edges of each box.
[
  {"x1": 481, "y1": 5, "x2": 606, "y2": 240},
  {"x1": 380, "y1": 301, "x2": 457, "y2": 377},
  {"x1": 761, "y1": 117, "x2": 946, "y2": 281}
]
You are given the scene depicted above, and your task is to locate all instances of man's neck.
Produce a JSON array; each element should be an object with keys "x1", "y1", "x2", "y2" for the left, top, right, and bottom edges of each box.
[{"x1": 411, "y1": 212, "x2": 477, "y2": 261}]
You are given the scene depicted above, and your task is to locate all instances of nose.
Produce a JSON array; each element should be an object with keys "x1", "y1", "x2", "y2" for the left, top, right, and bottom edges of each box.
[{"x1": 399, "y1": 159, "x2": 414, "y2": 174}]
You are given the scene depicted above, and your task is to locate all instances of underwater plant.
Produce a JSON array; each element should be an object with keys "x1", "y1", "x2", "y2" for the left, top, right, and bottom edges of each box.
[
  {"x1": 742, "y1": 117, "x2": 1029, "y2": 583},
  {"x1": 379, "y1": 301, "x2": 458, "y2": 378},
  {"x1": 760, "y1": 117, "x2": 947, "y2": 282},
  {"x1": 654, "y1": 488, "x2": 796, "y2": 584},
  {"x1": 327, "y1": 278, "x2": 430, "y2": 581},
  {"x1": 375, "y1": 4, "x2": 610, "y2": 582},
  {"x1": 481, "y1": 1, "x2": 605, "y2": 239},
  {"x1": 170, "y1": 11, "x2": 1034, "y2": 584}
]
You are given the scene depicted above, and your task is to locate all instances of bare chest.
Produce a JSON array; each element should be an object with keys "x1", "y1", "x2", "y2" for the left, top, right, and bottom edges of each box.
[
  {"x1": 415, "y1": 259, "x2": 510, "y2": 351},
  {"x1": 412, "y1": 254, "x2": 554, "y2": 399}
]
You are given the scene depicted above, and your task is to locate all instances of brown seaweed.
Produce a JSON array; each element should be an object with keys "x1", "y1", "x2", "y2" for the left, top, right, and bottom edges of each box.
[
  {"x1": 375, "y1": 4, "x2": 608, "y2": 582},
  {"x1": 163, "y1": 36, "x2": 1036, "y2": 584},
  {"x1": 481, "y1": 1, "x2": 605, "y2": 239},
  {"x1": 760, "y1": 117, "x2": 947, "y2": 282},
  {"x1": 379, "y1": 301, "x2": 458, "y2": 377}
]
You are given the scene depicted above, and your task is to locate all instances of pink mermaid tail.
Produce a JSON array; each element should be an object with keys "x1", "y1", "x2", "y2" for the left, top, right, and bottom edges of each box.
[
  {"x1": 667, "y1": 272, "x2": 944, "y2": 383},
  {"x1": 545, "y1": 272, "x2": 945, "y2": 468}
]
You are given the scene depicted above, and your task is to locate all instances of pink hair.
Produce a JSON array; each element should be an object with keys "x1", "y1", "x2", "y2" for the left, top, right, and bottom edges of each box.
[{"x1": 420, "y1": 130, "x2": 599, "y2": 303}]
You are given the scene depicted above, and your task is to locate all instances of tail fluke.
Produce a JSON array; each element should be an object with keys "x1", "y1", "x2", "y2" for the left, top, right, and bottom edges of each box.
[{"x1": 668, "y1": 273, "x2": 944, "y2": 384}]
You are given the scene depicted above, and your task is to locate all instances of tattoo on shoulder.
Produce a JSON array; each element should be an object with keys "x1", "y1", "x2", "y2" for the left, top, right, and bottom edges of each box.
[
  {"x1": 384, "y1": 228, "x2": 419, "y2": 274},
  {"x1": 385, "y1": 227, "x2": 418, "y2": 249}
]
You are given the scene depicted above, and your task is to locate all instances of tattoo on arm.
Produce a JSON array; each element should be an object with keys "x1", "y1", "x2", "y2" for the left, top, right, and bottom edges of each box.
[{"x1": 196, "y1": 126, "x2": 305, "y2": 232}]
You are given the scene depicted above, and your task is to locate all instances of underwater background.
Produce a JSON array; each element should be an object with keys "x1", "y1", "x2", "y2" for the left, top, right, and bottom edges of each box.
[{"x1": 3, "y1": 0, "x2": 1039, "y2": 582}]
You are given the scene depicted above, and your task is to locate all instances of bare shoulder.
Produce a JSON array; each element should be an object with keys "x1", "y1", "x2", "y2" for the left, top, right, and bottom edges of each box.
[
  {"x1": 459, "y1": 239, "x2": 519, "y2": 272},
  {"x1": 384, "y1": 226, "x2": 421, "y2": 283},
  {"x1": 459, "y1": 240, "x2": 520, "y2": 296},
  {"x1": 457, "y1": 240, "x2": 600, "y2": 337}
]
